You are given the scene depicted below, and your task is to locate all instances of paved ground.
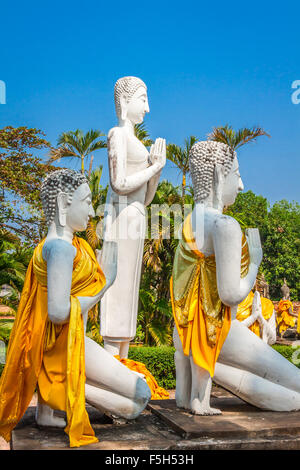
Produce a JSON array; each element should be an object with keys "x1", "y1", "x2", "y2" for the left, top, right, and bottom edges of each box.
[{"x1": 4, "y1": 387, "x2": 300, "y2": 450}]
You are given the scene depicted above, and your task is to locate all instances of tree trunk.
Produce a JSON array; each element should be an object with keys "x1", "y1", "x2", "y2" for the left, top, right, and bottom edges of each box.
[
  {"x1": 182, "y1": 172, "x2": 186, "y2": 210},
  {"x1": 88, "y1": 154, "x2": 94, "y2": 178},
  {"x1": 81, "y1": 155, "x2": 84, "y2": 174}
]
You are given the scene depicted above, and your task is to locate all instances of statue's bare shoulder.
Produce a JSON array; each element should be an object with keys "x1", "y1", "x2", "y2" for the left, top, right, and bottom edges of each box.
[
  {"x1": 108, "y1": 126, "x2": 126, "y2": 144},
  {"x1": 42, "y1": 238, "x2": 76, "y2": 265},
  {"x1": 213, "y1": 214, "x2": 242, "y2": 240}
]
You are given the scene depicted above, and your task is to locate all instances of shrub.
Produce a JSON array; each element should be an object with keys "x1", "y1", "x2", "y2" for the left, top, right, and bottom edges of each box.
[
  {"x1": 271, "y1": 344, "x2": 300, "y2": 363},
  {"x1": 128, "y1": 346, "x2": 176, "y2": 389}
]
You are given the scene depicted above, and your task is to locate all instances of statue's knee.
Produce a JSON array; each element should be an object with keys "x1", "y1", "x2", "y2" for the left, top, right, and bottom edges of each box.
[{"x1": 136, "y1": 377, "x2": 151, "y2": 405}]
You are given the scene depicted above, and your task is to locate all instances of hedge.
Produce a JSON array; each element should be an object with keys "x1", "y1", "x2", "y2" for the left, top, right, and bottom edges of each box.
[
  {"x1": 128, "y1": 346, "x2": 176, "y2": 389},
  {"x1": 1, "y1": 344, "x2": 300, "y2": 391}
]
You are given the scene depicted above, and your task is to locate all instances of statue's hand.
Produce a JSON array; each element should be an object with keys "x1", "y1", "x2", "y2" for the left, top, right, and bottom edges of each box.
[
  {"x1": 149, "y1": 138, "x2": 166, "y2": 169},
  {"x1": 251, "y1": 290, "x2": 263, "y2": 323},
  {"x1": 246, "y1": 228, "x2": 263, "y2": 267},
  {"x1": 97, "y1": 241, "x2": 118, "y2": 287}
]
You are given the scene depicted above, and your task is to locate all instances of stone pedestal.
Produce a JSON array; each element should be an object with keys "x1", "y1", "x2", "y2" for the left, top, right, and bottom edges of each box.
[{"x1": 10, "y1": 387, "x2": 300, "y2": 450}]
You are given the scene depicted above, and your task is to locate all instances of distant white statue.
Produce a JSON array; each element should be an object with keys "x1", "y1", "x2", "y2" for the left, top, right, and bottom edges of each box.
[
  {"x1": 100, "y1": 76, "x2": 166, "y2": 358},
  {"x1": 171, "y1": 140, "x2": 300, "y2": 415}
]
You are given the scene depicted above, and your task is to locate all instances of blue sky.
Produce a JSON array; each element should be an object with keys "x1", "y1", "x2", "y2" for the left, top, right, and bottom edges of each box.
[{"x1": 0, "y1": 0, "x2": 299, "y2": 205}]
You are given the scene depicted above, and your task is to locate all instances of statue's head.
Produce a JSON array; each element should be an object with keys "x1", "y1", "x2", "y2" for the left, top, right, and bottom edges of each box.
[
  {"x1": 114, "y1": 76, "x2": 149, "y2": 124},
  {"x1": 189, "y1": 141, "x2": 244, "y2": 207},
  {"x1": 41, "y1": 169, "x2": 94, "y2": 231}
]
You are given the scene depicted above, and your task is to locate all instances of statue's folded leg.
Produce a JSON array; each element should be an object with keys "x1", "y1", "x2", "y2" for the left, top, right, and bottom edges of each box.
[
  {"x1": 214, "y1": 362, "x2": 300, "y2": 411},
  {"x1": 84, "y1": 336, "x2": 151, "y2": 418},
  {"x1": 217, "y1": 320, "x2": 300, "y2": 400},
  {"x1": 85, "y1": 383, "x2": 147, "y2": 419}
]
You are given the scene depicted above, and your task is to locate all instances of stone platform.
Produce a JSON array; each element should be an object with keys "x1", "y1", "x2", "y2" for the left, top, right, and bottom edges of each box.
[{"x1": 9, "y1": 388, "x2": 300, "y2": 450}]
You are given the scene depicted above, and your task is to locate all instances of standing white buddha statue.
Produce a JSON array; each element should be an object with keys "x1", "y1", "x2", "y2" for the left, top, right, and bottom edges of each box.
[{"x1": 100, "y1": 76, "x2": 166, "y2": 358}]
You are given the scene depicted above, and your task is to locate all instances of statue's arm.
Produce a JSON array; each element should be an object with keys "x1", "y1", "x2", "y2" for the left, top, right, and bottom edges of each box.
[
  {"x1": 240, "y1": 312, "x2": 258, "y2": 328},
  {"x1": 108, "y1": 127, "x2": 162, "y2": 196},
  {"x1": 213, "y1": 216, "x2": 261, "y2": 307},
  {"x1": 77, "y1": 241, "x2": 118, "y2": 312},
  {"x1": 144, "y1": 170, "x2": 162, "y2": 206},
  {"x1": 43, "y1": 239, "x2": 76, "y2": 325}
]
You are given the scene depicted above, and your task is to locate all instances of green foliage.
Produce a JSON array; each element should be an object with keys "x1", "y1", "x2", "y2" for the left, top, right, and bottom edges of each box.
[
  {"x1": 0, "y1": 126, "x2": 56, "y2": 244},
  {"x1": 263, "y1": 200, "x2": 300, "y2": 300},
  {"x1": 128, "y1": 346, "x2": 176, "y2": 389},
  {"x1": 0, "y1": 228, "x2": 33, "y2": 311},
  {"x1": 0, "y1": 320, "x2": 14, "y2": 346},
  {"x1": 227, "y1": 191, "x2": 300, "y2": 300},
  {"x1": 271, "y1": 344, "x2": 300, "y2": 363}
]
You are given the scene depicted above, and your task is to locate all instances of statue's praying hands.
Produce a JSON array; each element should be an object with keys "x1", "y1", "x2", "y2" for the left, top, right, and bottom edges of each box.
[{"x1": 149, "y1": 137, "x2": 166, "y2": 169}]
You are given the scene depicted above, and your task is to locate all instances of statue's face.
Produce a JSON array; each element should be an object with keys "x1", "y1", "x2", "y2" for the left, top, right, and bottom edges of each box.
[
  {"x1": 65, "y1": 183, "x2": 95, "y2": 231},
  {"x1": 125, "y1": 86, "x2": 149, "y2": 124},
  {"x1": 222, "y1": 156, "x2": 244, "y2": 207}
]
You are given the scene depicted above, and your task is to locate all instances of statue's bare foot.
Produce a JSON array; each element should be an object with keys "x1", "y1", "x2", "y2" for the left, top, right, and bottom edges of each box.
[
  {"x1": 36, "y1": 414, "x2": 67, "y2": 428},
  {"x1": 175, "y1": 396, "x2": 191, "y2": 410},
  {"x1": 35, "y1": 403, "x2": 66, "y2": 428},
  {"x1": 191, "y1": 399, "x2": 222, "y2": 415}
]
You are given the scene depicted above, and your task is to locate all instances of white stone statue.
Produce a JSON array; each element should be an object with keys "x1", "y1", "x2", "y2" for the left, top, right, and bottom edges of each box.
[
  {"x1": 100, "y1": 76, "x2": 166, "y2": 358},
  {"x1": 172, "y1": 141, "x2": 300, "y2": 415},
  {"x1": 36, "y1": 169, "x2": 151, "y2": 428}
]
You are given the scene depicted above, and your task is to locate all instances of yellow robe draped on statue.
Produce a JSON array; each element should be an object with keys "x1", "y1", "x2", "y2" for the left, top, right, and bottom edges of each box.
[
  {"x1": 114, "y1": 356, "x2": 169, "y2": 400},
  {"x1": 236, "y1": 291, "x2": 274, "y2": 337},
  {"x1": 170, "y1": 213, "x2": 249, "y2": 377},
  {"x1": 0, "y1": 236, "x2": 105, "y2": 448},
  {"x1": 277, "y1": 299, "x2": 295, "y2": 334}
]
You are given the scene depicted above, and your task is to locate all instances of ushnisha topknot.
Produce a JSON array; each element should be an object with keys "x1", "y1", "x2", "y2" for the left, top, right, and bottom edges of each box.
[
  {"x1": 41, "y1": 169, "x2": 88, "y2": 226},
  {"x1": 189, "y1": 141, "x2": 236, "y2": 203},
  {"x1": 114, "y1": 76, "x2": 147, "y2": 118}
]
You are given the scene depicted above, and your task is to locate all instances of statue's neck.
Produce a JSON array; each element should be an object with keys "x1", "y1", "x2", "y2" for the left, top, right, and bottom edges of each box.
[
  {"x1": 118, "y1": 118, "x2": 135, "y2": 135},
  {"x1": 46, "y1": 220, "x2": 74, "y2": 245},
  {"x1": 195, "y1": 189, "x2": 224, "y2": 213}
]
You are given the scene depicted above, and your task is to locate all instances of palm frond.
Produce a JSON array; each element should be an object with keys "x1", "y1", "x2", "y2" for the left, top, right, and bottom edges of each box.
[
  {"x1": 86, "y1": 219, "x2": 100, "y2": 250},
  {"x1": 208, "y1": 124, "x2": 270, "y2": 150},
  {"x1": 134, "y1": 123, "x2": 154, "y2": 147},
  {"x1": 48, "y1": 145, "x2": 78, "y2": 162}
]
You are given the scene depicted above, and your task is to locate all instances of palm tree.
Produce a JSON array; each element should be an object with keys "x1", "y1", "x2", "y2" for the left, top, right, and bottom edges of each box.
[
  {"x1": 207, "y1": 124, "x2": 270, "y2": 150},
  {"x1": 0, "y1": 229, "x2": 32, "y2": 312},
  {"x1": 49, "y1": 129, "x2": 107, "y2": 174},
  {"x1": 134, "y1": 123, "x2": 154, "y2": 148},
  {"x1": 167, "y1": 136, "x2": 198, "y2": 201}
]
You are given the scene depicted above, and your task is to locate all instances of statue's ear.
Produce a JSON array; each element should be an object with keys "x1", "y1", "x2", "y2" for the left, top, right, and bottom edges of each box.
[
  {"x1": 213, "y1": 164, "x2": 225, "y2": 210},
  {"x1": 120, "y1": 94, "x2": 128, "y2": 121},
  {"x1": 57, "y1": 192, "x2": 69, "y2": 227},
  {"x1": 214, "y1": 164, "x2": 225, "y2": 185}
]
